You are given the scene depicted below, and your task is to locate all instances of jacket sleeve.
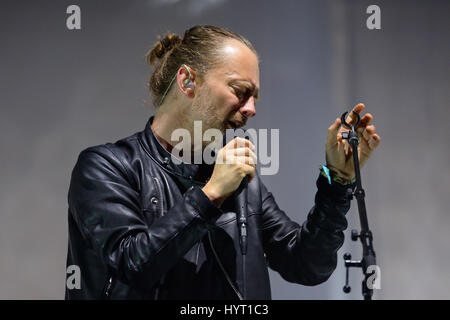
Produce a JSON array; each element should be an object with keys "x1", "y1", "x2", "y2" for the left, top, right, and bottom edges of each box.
[
  {"x1": 68, "y1": 146, "x2": 222, "y2": 291},
  {"x1": 260, "y1": 173, "x2": 355, "y2": 286}
]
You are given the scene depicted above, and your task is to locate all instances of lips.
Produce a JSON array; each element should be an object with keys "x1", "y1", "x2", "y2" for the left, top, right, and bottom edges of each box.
[
  {"x1": 227, "y1": 120, "x2": 245, "y2": 129},
  {"x1": 227, "y1": 121, "x2": 236, "y2": 129}
]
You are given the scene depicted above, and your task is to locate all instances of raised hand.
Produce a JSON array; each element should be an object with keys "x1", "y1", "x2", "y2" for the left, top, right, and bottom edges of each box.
[{"x1": 325, "y1": 103, "x2": 381, "y2": 180}]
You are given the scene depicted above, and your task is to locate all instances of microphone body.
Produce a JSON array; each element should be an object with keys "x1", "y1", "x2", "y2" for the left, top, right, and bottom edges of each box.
[
  {"x1": 222, "y1": 133, "x2": 249, "y2": 255},
  {"x1": 223, "y1": 133, "x2": 250, "y2": 298},
  {"x1": 235, "y1": 175, "x2": 249, "y2": 255}
]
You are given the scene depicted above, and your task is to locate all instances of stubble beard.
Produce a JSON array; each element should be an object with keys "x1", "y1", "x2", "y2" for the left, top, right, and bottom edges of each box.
[{"x1": 190, "y1": 86, "x2": 227, "y2": 136}]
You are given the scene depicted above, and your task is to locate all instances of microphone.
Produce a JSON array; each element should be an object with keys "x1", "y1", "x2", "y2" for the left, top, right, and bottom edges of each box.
[
  {"x1": 222, "y1": 133, "x2": 249, "y2": 255},
  {"x1": 224, "y1": 132, "x2": 249, "y2": 299},
  {"x1": 235, "y1": 175, "x2": 248, "y2": 255}
]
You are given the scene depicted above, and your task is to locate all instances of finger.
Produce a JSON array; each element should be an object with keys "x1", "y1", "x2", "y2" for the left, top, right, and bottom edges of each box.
[
  {"x1": 231, "y1": 147, "x2": 257, "y2": 157},
  {"x1": 345, "y1": 103, "x2": 365, "y2": 125},
  {"x1": 231, "y1": 148, "x2": 257, "y2": 165},
  {"x1": 358, "y1": 134, "x2": 371, "y2": 157},
  {"x1": 362, "y1": 125, "x2": 376, "y2": 141},
  {"x1": 357, "y1": 125, "x2": 376, "y2": 156},
  {"x1": 337, "y1": 132, "x2": 352, "y2": 156},
  {"x1": 368, "y1": 134, "x2": 381, "y2": 149},
  {"x1": 226, "y1": 137, "x2": 255, "y2": 151},
  {"x1": 234, "y1": 160, "x2": 256, "y2": 182},
  {"x1": 235, "y1": 156, "x2": 258, "y2": 168},
  {"x1": 240, "y1": 163, "x2": 256, "y2": 182},
  {"x1": 356, "y1": 113, "x2": 373, "y2": 132},
  {"x1": 326, "y1": 118, "x2": 342, "y2": 147}
]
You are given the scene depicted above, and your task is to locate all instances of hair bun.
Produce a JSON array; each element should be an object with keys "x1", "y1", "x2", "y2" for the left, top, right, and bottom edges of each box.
[{"x1": 146, "y1": 33, "x2": 181, "y2": 66}]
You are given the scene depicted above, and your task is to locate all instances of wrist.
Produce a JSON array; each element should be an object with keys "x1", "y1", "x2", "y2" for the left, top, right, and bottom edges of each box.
[
  {"x1": 202, "y1": 184, "x2": 225, "y2": 208},
  {"x1": 320, "y1": 165, "x2": 356, "y2": 185}
]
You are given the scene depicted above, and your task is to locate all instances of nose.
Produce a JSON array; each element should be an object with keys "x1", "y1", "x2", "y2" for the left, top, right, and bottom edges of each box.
[{"x1": 240, "y1": 96, "x2": 256, "y2": 119}]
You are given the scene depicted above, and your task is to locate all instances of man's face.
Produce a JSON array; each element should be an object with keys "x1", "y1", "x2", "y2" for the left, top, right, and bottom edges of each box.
[{"x1": 190, "y1": 39, "x2": 260, "y2": 134}]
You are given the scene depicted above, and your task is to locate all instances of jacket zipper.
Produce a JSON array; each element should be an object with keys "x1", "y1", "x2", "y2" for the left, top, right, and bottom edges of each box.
[
  {"x1": 152, "y1": 176, "x2": 166, "y2": 299},
  {"x1": 208, "y1": 231, "x2": 243, "y2": 300},
  {"x1": 103, "y1": 274, "x2": 114, "y2": 299},
  {"x1": 152, "y1": 176, "x2": 165, "y2": 218}
]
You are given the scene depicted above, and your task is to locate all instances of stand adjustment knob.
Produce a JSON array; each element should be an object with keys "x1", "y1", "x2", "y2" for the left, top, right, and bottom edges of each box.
[{"x1": 351, "y1": 229, "x2": 359, "y2": 241}]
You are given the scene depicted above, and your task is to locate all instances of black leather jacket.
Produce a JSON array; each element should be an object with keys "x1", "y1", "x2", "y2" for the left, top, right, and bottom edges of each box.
[{"x1": 65, "y1": 116, "x2": 354, "y2": 300}]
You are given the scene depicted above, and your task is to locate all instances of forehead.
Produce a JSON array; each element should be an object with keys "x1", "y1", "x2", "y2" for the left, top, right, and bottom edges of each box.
[{"x1": 209, "y1": 39, "x2": 260, "y2": 88}]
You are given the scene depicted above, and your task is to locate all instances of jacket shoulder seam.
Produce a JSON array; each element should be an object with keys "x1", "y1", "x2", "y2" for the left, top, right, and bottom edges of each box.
[{"x1": 101, "y1": 144, "x2": 136, "y2": 188}]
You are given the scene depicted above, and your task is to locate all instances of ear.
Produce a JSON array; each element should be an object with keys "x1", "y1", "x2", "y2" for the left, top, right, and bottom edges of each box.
[{"x1": 176, "y1": 65, "x2": 195, "y2": 98}]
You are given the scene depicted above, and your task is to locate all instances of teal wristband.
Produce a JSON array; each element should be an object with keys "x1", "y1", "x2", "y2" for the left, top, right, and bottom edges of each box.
[
  {"x1": 320, "y1": 165, "x2": 332, "y2": 185},
  {"x1": 320, "y1": 165, "x2": 356, "y2": 185}
]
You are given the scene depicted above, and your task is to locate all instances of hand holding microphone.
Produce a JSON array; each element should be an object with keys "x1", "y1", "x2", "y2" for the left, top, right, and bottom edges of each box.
[{"x1": 202, "y1": 137, "x2": 257, "y2": 208}]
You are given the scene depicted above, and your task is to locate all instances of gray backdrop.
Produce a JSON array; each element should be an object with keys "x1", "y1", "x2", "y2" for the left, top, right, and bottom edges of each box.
[{"x1": 1, "y1": 0, "x2": 449, "y2": 299}]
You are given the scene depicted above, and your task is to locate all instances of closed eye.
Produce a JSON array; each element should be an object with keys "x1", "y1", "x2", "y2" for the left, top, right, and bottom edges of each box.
[
  {"x1": 233, "y1": 87, "x2": 253, "y2": 103},
  {"x1": 229, "y1": 79, "x2": 259, "y2": 102}
]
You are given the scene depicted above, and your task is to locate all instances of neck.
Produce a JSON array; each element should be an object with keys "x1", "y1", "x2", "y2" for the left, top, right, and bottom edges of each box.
[
  {"x1": 151, "y1": 107, "x2": 202, "y2": 163},
  {"x1": 151, "y1": 99, "x2": 187, "y2": 144}
]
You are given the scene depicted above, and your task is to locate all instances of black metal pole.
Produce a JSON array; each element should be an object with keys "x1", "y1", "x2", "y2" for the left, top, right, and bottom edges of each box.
[{"x1": 341, "y1": 111, "x2": 377, "y2": 300}]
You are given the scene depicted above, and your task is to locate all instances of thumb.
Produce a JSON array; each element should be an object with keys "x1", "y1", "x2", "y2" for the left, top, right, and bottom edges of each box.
[{"x1": 326, "y1": 118, "x2": 341, "y2": 146}]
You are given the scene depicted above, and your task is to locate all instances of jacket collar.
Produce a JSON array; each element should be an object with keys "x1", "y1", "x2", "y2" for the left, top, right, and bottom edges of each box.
[{"x1": 138, "y1": 116, "x2": 214, "y2": 185}]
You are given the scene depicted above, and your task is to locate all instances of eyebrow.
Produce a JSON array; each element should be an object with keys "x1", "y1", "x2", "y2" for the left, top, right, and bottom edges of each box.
[{"x1": 229, "y1": 79, "x2": 260, "y2": 100}]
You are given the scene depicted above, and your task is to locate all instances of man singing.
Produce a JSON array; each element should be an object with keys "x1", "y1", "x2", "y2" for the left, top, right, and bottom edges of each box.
[{"x1": 65, "y1": 25, "x2": 380, "y2": 299}]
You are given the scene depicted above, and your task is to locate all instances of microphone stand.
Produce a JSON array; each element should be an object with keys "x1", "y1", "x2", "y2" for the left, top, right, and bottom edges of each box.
[{"x1": 340, "y1": 111, "x2": 377, "y2": 300}]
